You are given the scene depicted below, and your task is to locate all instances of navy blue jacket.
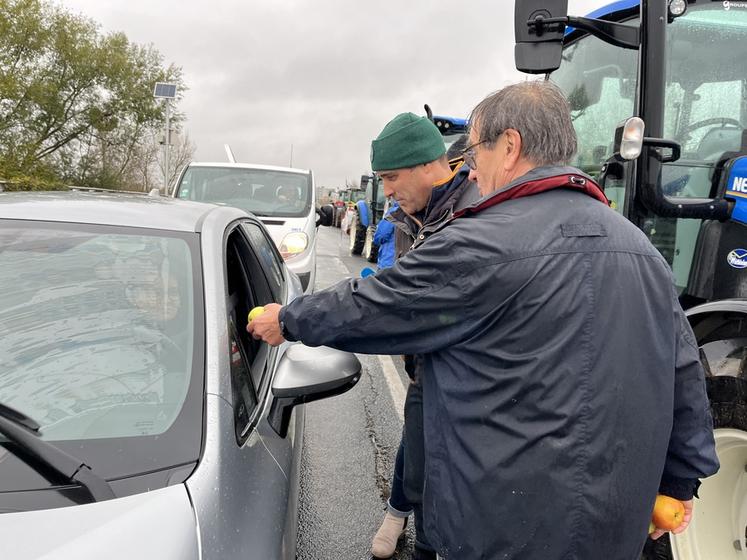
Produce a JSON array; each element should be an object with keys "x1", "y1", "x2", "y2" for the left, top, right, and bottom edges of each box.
[{"x1": 279, "y1": 166, "x2": 719, "y2": 559}]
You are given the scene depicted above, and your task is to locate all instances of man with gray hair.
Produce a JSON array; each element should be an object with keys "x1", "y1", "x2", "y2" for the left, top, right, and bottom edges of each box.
[{"x1": 249, "y1": 80, "x2": 718, "y2": 558}]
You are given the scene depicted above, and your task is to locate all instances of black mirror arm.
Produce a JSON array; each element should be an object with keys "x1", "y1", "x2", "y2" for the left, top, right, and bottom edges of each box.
[
  {"x1": 642, "y1": 137, "x2": 681, "y2": 164},
  {"x1": 638, "y1": 141, "x2": 733, "y2": 220},
  {"x1": 268, "y1": 396, "x2": 298, "y2": 438},
  {"x1": 529, "y1": 16, "x2": 639, "y2": 50}
]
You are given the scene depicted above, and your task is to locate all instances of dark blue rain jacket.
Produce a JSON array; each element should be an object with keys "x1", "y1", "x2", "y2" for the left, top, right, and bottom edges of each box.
[{"x1": 278, "y1": 166, "x2": 719, "y2": 559}]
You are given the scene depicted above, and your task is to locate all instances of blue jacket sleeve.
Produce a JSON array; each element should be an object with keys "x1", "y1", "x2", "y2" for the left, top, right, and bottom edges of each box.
[
  {"x1": 373, "y1": 219, "x2": 394, "y2": 247},
  {"x1": 659, "y1": 301, "x2": 720, "y2": 500},
  {"x1": 278, "y1": 229, "x2": 475, "y2": 355}
]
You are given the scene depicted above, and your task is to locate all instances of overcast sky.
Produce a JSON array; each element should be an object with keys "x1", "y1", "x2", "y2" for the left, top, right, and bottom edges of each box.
[{"x1": 59, "y1": 0, "x2": 601, "y2": 188}]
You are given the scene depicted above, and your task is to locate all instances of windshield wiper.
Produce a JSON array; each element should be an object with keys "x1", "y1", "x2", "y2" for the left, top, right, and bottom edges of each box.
[{"x1": 0, "y1": 403, "x2": 115, "y2": 502}]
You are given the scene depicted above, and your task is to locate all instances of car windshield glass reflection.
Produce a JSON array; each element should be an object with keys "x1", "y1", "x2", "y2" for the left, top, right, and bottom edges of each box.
[
  {"x1": 176, "y1": 167, "x2": 312, "y2": 218},
  {"x1": 0, "y1": 226, "x2": 195, "y2": 441}
]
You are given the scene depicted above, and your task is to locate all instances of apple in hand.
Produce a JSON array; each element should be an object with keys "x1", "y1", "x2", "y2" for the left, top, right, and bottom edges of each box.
[{"x1": 248, "y1": 306, "x2": 265, "y2": 322}]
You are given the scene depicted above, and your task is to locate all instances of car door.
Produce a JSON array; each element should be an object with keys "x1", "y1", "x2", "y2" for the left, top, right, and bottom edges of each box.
[
  {"x1": 188, "y1": 217, "x2": 294, "y2": 560},
  {"x1": 224, "y1": 219, "x2": 301, "y2": 558}
]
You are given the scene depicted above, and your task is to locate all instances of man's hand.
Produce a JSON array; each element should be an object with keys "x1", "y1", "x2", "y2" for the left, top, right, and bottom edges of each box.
[
  {"x1": 650, "y1": 499, "x2": 693, "y2": 540},
  {"x1": 246, "y1": 303, "x2": 285, "y2": 346}
]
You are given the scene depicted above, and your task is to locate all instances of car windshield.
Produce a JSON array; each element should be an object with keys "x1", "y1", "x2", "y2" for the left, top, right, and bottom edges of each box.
[
  {"x1": 176, "y1": 166, "x2": 312, "y2": 218},
  {"x1": 0, "y1": 223, "x2": 198, "y2": 442}
]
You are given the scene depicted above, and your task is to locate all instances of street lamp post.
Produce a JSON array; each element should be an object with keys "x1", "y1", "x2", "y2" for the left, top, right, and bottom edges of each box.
[{"x1": 153, "y1": 82, "x2": 178, "y2": 194}]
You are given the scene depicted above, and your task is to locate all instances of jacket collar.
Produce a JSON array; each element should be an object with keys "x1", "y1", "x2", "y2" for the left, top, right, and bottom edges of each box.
[
  {"x1": 388, "y1": 158, "x2": 472, "y2": 231},
  {"x1": 453, "y1": 166, "x2": 608, "y2": 220}
]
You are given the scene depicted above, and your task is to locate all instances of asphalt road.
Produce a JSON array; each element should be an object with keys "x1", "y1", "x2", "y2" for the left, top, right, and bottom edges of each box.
[{"x1": 296, "y1": 225, "x2": 416, "y2": 560}]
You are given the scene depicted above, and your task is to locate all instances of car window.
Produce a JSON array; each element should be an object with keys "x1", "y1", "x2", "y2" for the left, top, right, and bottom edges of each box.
[
  {"x1": 241, "y1": 221, "x2": 285, "y2": 302},
  {"x1": 225, "y1": 227, "x2": 275, "y2": 441},
  {"x1": 228, "y1": 322, "x2": 258, "y2": 445}
]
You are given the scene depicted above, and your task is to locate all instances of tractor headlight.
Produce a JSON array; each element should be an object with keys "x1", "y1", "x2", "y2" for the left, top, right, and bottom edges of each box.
[
  {"x1": 668, "y1": 0, "x2": 687, "y2": 18},
  {"x1": 279, "y1": 232, "x2": 308, "y2": 260}
]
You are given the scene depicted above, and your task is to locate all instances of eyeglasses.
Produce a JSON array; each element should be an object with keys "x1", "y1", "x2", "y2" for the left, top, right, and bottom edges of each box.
[{"x1": 461, "y1": 139, "x2": 490, "y2": 170}]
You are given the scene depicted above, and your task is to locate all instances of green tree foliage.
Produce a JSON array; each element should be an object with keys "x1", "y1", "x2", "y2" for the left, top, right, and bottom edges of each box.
[{"x1": 0, "y1": 0, "x2": 186, "y2": 189}]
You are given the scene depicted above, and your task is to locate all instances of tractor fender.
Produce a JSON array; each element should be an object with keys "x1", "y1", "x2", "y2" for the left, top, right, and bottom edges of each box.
[{"x1": 356, "y1": 200, "x2": 370, "y2": 228}]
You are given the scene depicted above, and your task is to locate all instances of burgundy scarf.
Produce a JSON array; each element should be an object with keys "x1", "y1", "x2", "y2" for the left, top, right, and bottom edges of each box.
[{"x1": 452, "y1": 173, "x2": 609, "y2": 220}]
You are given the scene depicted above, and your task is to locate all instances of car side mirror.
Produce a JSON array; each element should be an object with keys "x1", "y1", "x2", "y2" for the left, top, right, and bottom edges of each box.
[
  {"x1": 267, "y1": 344, "x2": 361, "y2": 437},
  {"x1": 316, "y1": 204, "x2": 334, "y2": 227}
]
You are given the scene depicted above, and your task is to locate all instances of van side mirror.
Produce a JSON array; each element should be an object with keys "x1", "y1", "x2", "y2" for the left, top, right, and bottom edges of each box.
[
  {"x1": 316, "y1": 204, "x2": 334, "y2": 227},
  {"x1": 514, "y1": 0, "x2": 568, "y2": 74},
  {"x1": 267, "y1": 344, "x2": 361, "y2": 437}
]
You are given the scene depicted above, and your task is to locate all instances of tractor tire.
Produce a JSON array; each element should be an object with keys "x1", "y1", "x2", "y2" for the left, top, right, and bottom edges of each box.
[
  {"x1": 644, "y1": 309, "x2": 747, "y2": 560},
  {"x1": 362, "y1": 226, "x2": 378, "y2": 263},
  {"x1": 349, "y1": 214, "x2": 365, "y2": 256}
]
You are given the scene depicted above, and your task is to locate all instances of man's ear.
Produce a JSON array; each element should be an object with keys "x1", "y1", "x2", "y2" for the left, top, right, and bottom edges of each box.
[{"x1": 503, "y1": 129, "x2": 523, "y2": 170}]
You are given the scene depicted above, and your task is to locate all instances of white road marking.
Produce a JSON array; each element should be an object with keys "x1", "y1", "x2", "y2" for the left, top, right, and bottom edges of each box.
[{"x1": 377, "y1": 354, "x2": 407, "y2": 423}]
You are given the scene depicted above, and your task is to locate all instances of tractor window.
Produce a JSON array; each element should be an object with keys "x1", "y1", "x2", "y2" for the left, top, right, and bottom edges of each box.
[
  {"x1": 549, "y1": 19, "x2": 638, "y2": 213},
  {"x1": 662, "y1": 4, "x2": 747, "y2": 198},
  {"x1": 649, "y1": 3, "x2": 747, "y2": 292}
]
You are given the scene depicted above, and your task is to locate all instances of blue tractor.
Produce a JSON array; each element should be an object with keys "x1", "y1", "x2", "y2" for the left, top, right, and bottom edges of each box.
[
  {"x1": 515, "y1": 1, "x2": 747, "y2": 558},
  {"x1": 348, "y1": 172, "x2": 386, "y2": 262}
]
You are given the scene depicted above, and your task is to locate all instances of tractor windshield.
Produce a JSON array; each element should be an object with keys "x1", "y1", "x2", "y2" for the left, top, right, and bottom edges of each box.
[{"x1": 550, "y1": 3, "x2": 747, "y2": 292}]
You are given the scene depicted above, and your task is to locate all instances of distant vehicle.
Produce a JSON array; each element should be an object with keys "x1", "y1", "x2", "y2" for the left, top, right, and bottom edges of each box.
[
  {"x1": 0, "y1": 191, "x2": 360, "y2": 560},
  {"x1": 173, "y1": 162, "x2": 334, "y2": 293},
  {"x1": 431, "y1": 114, "x2": 468, "y2": 150},
  {"x1": 330, "y1": 187, "x2": 365, "y2": 228},
  {"x1": 348, "y1": 173, "x2": 386, "y2": 262}
]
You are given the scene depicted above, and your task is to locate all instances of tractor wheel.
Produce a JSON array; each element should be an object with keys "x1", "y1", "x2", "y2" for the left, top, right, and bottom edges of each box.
[
  {"x1": 349, "y1": 214, "x2": 365, "y2": 256},
  {"x1": 644, "y1": 308, "x2": 747, "y2": 560},
  {"x1": 362, "y1": 226, "x2": 378, "y2": 263}
]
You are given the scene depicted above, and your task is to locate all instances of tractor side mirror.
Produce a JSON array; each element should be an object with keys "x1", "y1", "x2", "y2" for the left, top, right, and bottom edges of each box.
[{"x1": 514, "y1": 0, "x2": 568, "y2": 74}]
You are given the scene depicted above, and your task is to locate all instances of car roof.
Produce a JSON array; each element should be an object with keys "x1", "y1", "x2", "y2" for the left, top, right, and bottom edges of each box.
[
  {"x1": 188, "y1": 162, "x2": 311, "y2": 175},
  {"x1": 0, "y1": 191, "x2": 246, "y2": 232}
]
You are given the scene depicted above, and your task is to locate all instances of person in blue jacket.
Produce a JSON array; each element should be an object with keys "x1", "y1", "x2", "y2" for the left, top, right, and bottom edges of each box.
[{"x1": 373, "y1": 202, "x2": 398, "y2": 270}]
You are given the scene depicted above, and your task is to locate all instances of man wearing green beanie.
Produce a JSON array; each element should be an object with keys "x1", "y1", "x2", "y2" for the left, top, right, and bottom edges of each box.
[
  {"x1": 368, "y1": 114, "x2": 477, "y2": 560},
  {"x1": 370, "y1": 113, "x2": 459, "y2": 217}
]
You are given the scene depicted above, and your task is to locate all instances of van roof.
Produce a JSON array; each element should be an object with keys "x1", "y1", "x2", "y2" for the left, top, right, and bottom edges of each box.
[{"x1": 188, "y1": 162, "x2": 311, "y2": 175}]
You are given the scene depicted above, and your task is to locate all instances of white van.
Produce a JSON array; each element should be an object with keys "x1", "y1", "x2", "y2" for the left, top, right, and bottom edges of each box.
[{"x1": 173, "y1": 162, "x2": 331, "y2": 293}]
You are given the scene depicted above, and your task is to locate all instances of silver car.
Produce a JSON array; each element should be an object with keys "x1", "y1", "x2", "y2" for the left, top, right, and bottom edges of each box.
[{"x1": 0, "y1": 191, "x2": 360, "y2": 559}]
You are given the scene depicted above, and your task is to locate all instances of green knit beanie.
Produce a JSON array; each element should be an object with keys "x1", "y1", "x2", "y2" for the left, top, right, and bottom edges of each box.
[{"x1": 370, "y1": 113, "x2": 446, "y2": 172}]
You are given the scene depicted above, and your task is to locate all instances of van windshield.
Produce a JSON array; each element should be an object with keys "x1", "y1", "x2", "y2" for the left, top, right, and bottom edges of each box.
[{"x1": 176, "y1": 166, "x2": 312, "y2": 218}]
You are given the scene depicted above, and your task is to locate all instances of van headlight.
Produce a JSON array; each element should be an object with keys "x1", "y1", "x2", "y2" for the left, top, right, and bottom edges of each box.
[{"x1": 279, "y1": 232, "x2": 308, "y2": 260}]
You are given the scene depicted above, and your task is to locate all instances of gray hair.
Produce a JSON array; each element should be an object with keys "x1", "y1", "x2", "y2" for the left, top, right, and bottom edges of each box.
[{"x1": 468, "y1": 80, "x2": 577, "y2": 166}]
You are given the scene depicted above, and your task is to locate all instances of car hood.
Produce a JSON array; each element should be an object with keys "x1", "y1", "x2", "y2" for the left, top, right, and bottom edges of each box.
[{"x1": 0, "y1": 485, "x2": 199, "y2": 560}]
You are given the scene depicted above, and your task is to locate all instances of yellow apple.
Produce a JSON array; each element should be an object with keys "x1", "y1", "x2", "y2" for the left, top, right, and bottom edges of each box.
[{"x1": 248, "y1": 306, "x2": 265, "y2": 322}]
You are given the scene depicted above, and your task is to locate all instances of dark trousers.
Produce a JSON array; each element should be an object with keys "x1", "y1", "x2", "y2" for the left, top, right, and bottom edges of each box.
[
  {"x1": 396, "y1": 379, "x2": 433, "y2": 553},
  {"x1": 388, "y1": 437, "x2": 411, "y2": 514}
]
